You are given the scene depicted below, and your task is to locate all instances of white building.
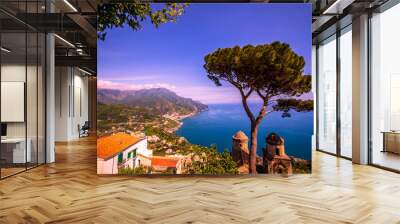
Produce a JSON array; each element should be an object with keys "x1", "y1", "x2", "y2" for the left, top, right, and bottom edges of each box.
[{"x1": 97, "y1": 133, "x2": 152, "y2": 174}]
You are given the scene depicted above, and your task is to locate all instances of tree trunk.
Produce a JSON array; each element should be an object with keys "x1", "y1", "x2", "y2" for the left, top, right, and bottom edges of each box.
[
  {"x1": 236, "y1": 88, "x2": 265, "y2": 174},
  {"x1": 249, "y1": 122, "x2": 258, "y2": 174}
]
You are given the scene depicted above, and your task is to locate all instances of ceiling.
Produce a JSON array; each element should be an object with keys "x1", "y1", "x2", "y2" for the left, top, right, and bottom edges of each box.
[
  {"x1": 311, "y1": 0, "x2": 390, "y2": 43},
  {"x1": 1, "y1": 0, "x2": 395, "y2": 73},
  {"x1": 0, "y1": 0, "x2": 97, "y2": 74}
]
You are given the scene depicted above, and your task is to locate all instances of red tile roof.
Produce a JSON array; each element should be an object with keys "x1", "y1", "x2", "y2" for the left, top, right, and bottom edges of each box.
[
  {"x1": 151, "y1": 156, "x2": 178, "y2": 168},
  {"x1": 97, "y1": 133, "x2": 142, "y2": 160}
]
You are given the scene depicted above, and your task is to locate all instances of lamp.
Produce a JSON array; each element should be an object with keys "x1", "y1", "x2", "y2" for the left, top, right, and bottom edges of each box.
[
  {"x1": 54, "y1": 34, "x2": 75, "y2": 48},
  {"x1": 1, "y1": 47, "x2": 11, "y2": 53},
  {"x1": 63, "y1": 0, "x2": 78, "y2": 12},
  {"x1": 78, "y1": 67, "x2": 93, "y2": 76}
]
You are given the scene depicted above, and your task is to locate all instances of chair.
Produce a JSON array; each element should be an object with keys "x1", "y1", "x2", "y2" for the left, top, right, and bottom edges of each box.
[{"x1": 79, "y1": 121, "x2": 90, "y2": 138}]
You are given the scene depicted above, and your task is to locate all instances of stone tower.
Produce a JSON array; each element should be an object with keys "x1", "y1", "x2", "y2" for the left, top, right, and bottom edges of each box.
[
  {"x1": 232, "y1": 131, "x2": 249, "y2": 166},
  {"x1": 265, "y1": 133, "x2": 285, "y2": 157},
  {"x1": 263, "y1": 133, "x2": 293, "y2": 175}
]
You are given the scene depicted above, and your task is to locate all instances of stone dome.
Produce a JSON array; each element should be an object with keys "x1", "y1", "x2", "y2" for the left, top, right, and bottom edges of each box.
[
  {"x1": 233, "y1": 131, "x2": 248, "y2": 140},
  {"x1": 266, "y1": 133, "x2": 283, "y2": 145}
]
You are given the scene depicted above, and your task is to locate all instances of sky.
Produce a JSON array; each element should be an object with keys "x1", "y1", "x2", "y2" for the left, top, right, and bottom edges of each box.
[{"x1": 98, "y1": 3, "x2": 312, "y2": 104}]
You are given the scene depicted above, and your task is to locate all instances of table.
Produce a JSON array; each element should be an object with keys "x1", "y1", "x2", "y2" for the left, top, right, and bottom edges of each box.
[
  {"x1": 1, "y1": 138, "x2": 31, "y2": 163},
  {"x1": 381, "y1": 131, "x2": 400, "y2": 154}
]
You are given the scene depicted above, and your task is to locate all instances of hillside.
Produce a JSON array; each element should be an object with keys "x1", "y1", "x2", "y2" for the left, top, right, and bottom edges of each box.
[{"x1": 97, "y1": 88, "x2": 208, "y2": 115}]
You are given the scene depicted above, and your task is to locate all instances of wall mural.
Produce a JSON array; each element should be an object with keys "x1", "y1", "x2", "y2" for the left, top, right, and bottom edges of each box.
[{"x1": 97, "y1": 3, "x2": 313, "y2": 175}]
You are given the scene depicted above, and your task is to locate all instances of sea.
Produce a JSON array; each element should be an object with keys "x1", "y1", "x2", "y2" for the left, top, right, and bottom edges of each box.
[{"x1": 176, "y1": 103, "x2": 313, "y2": 161}]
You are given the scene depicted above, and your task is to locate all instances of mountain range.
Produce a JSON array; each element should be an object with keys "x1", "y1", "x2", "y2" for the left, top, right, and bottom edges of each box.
[{"x1": 97, "y1": 88, "x2": 208, "y2": 115}]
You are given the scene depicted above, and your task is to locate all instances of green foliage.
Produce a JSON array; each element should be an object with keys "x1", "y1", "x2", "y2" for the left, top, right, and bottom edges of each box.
[
  {"x1": 164, "y1": 167, "x2": 177, "y2": 174},
  {"x1": 144, "y1": 127, "x2": 178, "y2": 143},
  {"x1": 97, "y1": 120, "x2": 112, "y2": 131},
  {"x1": 97, "y1": 103, "x2": 158, "y2": 122},
  {"x1": 273, "y1": 98, "x2": 314, "y2": 117},
  {"x1": 97, "y1": 102, "x2": 161, "y2": 135},
  {"x1": 119, "y1": 166, "x2": 151, "y2": 175},
  {"x1": 98, "y1": 2, "x2": 188, "y2": 40},
  {"x1": 203, "y1": 42, "x2": 313, "y2": 121},
  {"x1": 164, "y1": 118, "x2": 180, "y2": 129},
  {"x1": 152, "y1": 149, "x2": 166, "y2": 156},
  {"x1": 143, "y1": 127, "x2": 237, "y2": 174},
  {"x1": 204, "y1": 42, "x2": 311, "y2": 99},
  {"x1": 291, "y1": 160, "x2": 311, "y2": 174},
  {"x1": 187, "y1": 145, "x2": 238, "y2": 175},
  {"x1": 97, "y1": 103, "x2": 129, "y2": 123}
]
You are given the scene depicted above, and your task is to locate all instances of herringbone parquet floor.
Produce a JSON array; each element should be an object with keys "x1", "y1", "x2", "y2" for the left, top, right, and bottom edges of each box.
[{"x1": 0, "y1": 137, "x2": 399, "y2": 224}]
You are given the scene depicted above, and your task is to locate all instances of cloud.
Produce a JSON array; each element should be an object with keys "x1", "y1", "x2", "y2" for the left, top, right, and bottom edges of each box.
[
  {"x1": 98, "y1": 75, "x2": 161, "y2": 82},
  {"x1": 102, "y1": 77, "x2": 153, "y2": 82},
  {"x1": 174, "y1": 86, "x2": 243, "y2": 104},
  {"x1": 98, "y1": 80, "x2": 176, "y2": 91}
]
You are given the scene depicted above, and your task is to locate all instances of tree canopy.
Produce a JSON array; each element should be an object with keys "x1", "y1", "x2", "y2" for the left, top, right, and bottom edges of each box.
[
  {"x1": 98, "y1": 2, "x2": 188, "y2": 40},
  {"x1": 204, "y1": 42, "x2": 312, "y2": 120},
  {"x1": 204, "y1": 42, "x2": 313, "y2": 173}
]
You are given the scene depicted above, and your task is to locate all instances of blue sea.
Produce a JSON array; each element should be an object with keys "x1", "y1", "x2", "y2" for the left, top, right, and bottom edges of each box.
[{"x1": 176, "y1": 104, "x2": 313, "y2": 160}]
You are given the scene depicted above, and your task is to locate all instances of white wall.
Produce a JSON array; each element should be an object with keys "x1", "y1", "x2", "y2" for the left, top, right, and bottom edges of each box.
[
  {"x1": 55, "y1": 67, "x2": 89, "y2": 141},
  {"x1": 136, "y1": 139, "x2": 151, "y2": 157},
  {"x1": 1, "y1": 65, "x2": 26, "y2": 137},
  {"x1": 55, "y1": 66, "x2": 69, "y2": 141},
  {"x1": 97, "y1": 157, "x2": 118, "y2": 174},
  {"x1": 72, "y1": 72, "x2": 89, "y2": 138}
]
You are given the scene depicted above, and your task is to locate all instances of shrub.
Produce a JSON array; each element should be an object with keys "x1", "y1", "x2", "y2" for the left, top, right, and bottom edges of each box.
[
  {"x1": 119, "y1": 166, "x2": 150, "y2": 175},
  {"x1": 186, "y1": 145, "x2": 238, "y2": 175}
]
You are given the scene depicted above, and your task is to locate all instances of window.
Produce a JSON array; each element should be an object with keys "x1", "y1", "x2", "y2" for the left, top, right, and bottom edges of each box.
[
  {"x1": 128, "y1": 149, "x2": 137, "y2": 159},
  {"x1": 0, "y1": 1, "x2": 47, "y2": 179},
  {"x1": 316, "y1": 25, "x2": 353, "y2": 159},
  {"x1": 118, "y1": 153, "x2": 124, "y2": 164},
  {"x1": 317, "y1": 35, "x2": 337, "y2": 154},
  {"x1": 133, "y1": 149, "x2": 137, "y2": 157},
  {"x1": 339, "y1": 26, "x2": 352, "y2": 158},
  {"x1": 370, "y1": 3, "x2": 400, "y2": 171}
]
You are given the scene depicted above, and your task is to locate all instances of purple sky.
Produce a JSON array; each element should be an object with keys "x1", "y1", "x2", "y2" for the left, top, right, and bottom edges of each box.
[{"x1": 98, "y1": 3, "x2": 312, "y2": 104}]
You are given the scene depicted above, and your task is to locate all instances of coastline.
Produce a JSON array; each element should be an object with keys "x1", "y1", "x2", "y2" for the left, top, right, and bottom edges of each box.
[{"x1": 163, "y1": 108, "x2": 202, "y2": 133}]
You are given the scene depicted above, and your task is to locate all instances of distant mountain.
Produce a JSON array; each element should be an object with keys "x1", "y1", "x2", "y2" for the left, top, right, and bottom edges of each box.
[{"x1": 97, "y1": 88, "x2": 208, "y2": 115}]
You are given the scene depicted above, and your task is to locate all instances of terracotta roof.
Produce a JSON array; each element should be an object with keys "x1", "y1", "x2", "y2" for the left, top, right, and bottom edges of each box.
[
  {"x1": 151, "y1": 156, "x2": 178, "y2": 168},
  {"x1": 97, "y1": 133, "x2": 142, "y2": 160}
]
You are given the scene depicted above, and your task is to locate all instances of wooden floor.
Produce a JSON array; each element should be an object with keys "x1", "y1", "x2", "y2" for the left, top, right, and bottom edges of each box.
[
  {"x1": 0, "y1": 137, "x2": 399, "y2": 224},
  {"x1": 0, "y1": 167, "x2": 26, "y2": 178},
  {"x1": 372, "y1": 151, "x2": 400, "y2": 171}
]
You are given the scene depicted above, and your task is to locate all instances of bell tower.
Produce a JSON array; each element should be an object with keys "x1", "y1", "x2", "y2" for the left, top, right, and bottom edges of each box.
[{"x1": 232, "y1": 131, "x2": 249, "y2": 166}]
